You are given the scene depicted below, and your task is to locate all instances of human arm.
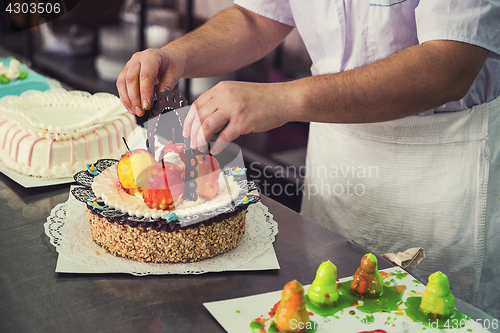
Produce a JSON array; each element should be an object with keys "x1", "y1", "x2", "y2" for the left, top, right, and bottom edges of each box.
[
  {"x1": 185, "y1": 39, "x2": 489, "y2": 154},
  {"x1": 116, "y1": 5, "x2": 293, "y2": 116}
]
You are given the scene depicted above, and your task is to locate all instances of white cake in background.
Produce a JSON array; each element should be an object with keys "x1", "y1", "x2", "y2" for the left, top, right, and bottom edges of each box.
[{"x1": 0, "y1": 90, "x2": 136, "y2": 177}]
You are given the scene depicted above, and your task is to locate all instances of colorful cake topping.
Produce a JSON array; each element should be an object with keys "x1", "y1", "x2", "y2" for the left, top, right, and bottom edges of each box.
[
  {"x1": 194, "y1": 154, "x2": 220, "y2": 200},
  {"x1": 275, "y1": 280, "x2": 310, "y2": 332},
  {"x1": 0, "y1": 59, "x2": 28, "y2": 83},
  {"x1": 86, "y1": 163, "x2": 98, "y2": 176},
  {"x1": 232, "y1": 167, "x2": 247, "y2": 175},
  {"x1": 308, "y1": 260, "x2": 340, "y2": 307},
  {"x1": 116, "y1": 140, "x2": 222, "y2": 210},
  {"x1": 117, "y1": 148, "x2": 155, "y2": 196},
  {"x1": 159, "y1": 151, "x2": 185, "y2": 172},
  {"x1": 161, "y1": 211, "x2": 179, "y2": 222},
  {"x1": 350, "y1": 253, "x2": 384, "y2": 298},
  {"x1": 160, "y1": 141, "x2": 186, "y2": 165},
  {"x1": 140, "y1": 159, "x2": 184, "y2": 210},
  {"x1": 419, "y1": 271, "x2": 455, "y2": 317},
  {"x1": 88, "y1": 199, "x2": 104, "y2": 210},
  {"x1": 238, "y1": 195, "x2": 255, "y2": 205}
]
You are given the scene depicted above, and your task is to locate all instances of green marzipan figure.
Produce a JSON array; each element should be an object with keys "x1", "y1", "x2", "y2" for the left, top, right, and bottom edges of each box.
[
  {"x1": 420, "y1": 271, "x2": 455, "y2": 317},
  {"x1": 308, "y1": 260, "x2": 340, "y2": 306}
]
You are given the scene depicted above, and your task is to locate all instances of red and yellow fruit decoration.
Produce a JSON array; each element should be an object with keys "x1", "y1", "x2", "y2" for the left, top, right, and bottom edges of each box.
[
  {"x1": 140, "y1": 157, "x2": 184, "y2": 210},
  {"x1": 160, "y1": 140, "x2": 185, "y2": 164},
  {"x1": 194, "y1": 154, "x2": 220, "y2": 200},
  {"x1": 116, "y1": 148, "x2": 155, "y2": 196},
  {"x1": 117, "y1": 138, "x2": 221, "y2": 211}
]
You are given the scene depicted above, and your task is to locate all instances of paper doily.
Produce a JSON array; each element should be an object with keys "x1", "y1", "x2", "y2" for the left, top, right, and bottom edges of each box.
[{"x1": 44, "y1": 193, "x2": 278, "y2": 275}]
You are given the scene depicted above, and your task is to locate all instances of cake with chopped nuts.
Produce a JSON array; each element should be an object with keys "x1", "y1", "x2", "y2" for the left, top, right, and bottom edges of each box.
[{"x1": 71, "y1": 156, "x2": 258, "y2": 264}]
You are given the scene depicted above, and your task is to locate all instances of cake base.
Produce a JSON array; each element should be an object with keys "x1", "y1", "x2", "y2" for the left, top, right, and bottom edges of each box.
[{"x1": 86, "y1": 208, "x2": 247, "y2": 263}]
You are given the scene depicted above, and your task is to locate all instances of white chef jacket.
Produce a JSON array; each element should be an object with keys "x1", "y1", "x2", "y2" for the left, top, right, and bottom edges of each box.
[
  {"x1": 234, "y1": 0, "x2": 500, "y2": 112},
  {"x1": 234, "y1": 0, "x2": 500, "y2": 318}
]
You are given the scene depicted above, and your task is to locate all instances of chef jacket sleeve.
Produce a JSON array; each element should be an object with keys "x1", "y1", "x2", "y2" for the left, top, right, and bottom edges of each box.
[
  {"x1": 233, "y1": 0, "x2": 296, "y2": 27},
  {"x1": 415, "y1": 0, "x2": 500, "y2": 55}
]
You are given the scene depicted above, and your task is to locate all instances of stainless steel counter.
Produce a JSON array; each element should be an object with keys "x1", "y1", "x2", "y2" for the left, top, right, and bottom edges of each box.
[{"x1": 0, "y1": 170, "x2": 498, "y2": 333}]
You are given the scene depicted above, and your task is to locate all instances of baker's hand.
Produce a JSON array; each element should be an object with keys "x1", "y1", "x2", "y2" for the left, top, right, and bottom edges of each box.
[
  {"x1": 183, "y1": 81, "x2": 291, "y2": 155},
  {"x1": 116, "y1": 48, "x2": 184, "y2": 117}
]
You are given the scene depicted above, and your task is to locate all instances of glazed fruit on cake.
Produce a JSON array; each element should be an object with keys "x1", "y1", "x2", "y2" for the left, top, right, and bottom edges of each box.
[{"x1": 72, "y1": 149, "x2": 258, "y2": 263}]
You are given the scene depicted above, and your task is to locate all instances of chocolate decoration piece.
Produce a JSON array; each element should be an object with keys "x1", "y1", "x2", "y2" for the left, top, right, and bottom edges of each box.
[
  {"x1": 146, "y1": 89, "x2": 201, "y2": 202},
  {"x1": 146, "y1": 89, "x2": 187, "y2": 156},
  {"x1": 184, "y1": 148, "x2": 199, "y2": 201}
]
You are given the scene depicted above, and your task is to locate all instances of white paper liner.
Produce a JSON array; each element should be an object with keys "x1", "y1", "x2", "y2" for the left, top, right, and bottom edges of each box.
[
  {"x1": 44, "y1": 192, "x2": 278, "y2": 275},
  {"x1": 382, "y1": 247, "x2": 426, "y2": 270}
]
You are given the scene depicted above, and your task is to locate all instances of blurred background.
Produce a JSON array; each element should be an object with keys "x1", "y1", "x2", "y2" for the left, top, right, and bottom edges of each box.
[{"x1": 0, "y1": 0, "x2": 313, "y2": 212}]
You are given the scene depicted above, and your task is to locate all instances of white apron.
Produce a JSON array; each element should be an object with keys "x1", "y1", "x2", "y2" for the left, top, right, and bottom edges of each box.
[{"x1": 301, "y1": 96, "x2": 500, "y2": 314}]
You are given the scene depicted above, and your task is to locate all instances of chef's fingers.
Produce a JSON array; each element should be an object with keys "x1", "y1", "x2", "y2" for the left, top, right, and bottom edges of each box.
[
  {"x1": 189, "y1": 110, "x2": 203, "y2": 150},
  {"x1": 191, "y1": 95, "x2": 223, "y2": 150},
  {"x1": 183, "y1": 103, "x2": 198, "y2": 138},
  {"x1": 183, "y1": 89, "x2": 213, "y2": 138},
  {"x1": 155, "y1": 71, "x2": 175, "y2": 97},
  {"x1": 211, "y1": 124, "x2": 237, "y2": 156},
  {"x1": 137, "y1": 66, "x2": 160, "y2": 112},
  {"x1": 116, "y1": 67, "x2": 134, "y2": 114},
  {"x1": 196, "y1": 124, "x2": 209, "y2": 152},
  {"x1": 198, "y1": 111, "x2": 229, "y2": 153},
  {"x1": 123, "y1": 62, "x2": 145, "y2": 117},
  {"x1": 155, "y1": 59, "x2": 181, "y2": 97}
]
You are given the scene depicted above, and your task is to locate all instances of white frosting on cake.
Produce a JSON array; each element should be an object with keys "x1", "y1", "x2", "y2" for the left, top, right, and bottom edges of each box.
[
  {"x1": 0, "y1": 90, "x2": 137, "y2": 177},
  {"x1": 0, "y1": 90, "x2": 129, "y2": 140},
  {"x1": 92, "y1": 164, "x2": 242, "y2": 219},
  {"x1": 162, "y1": 152, "x2": 185, "y2": 171},
  {"x1": 0, "y1": 59, "x2": 21, "y2": 80}
]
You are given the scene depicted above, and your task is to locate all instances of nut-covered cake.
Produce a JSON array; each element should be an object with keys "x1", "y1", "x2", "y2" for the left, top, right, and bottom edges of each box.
[
  {"x1": 72, "y1": 157, "x2": 258, "y2": 264},
  {"x1": 71, "y1": 89, "x2": 257, "y2": 264}
]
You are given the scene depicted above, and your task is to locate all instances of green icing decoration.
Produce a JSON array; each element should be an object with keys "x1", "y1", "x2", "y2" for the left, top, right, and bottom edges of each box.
[
  {"x1": 18, "y1": 71, "x2": 28, "y2": 80},
  {"x1": 249, "y1": 320, "x2": 264, "y2": 330},
  {"x1": 305, "y1": 280, "x2": 404, "y2": 317},
  {"x1": 419, "y1": 271, "x2": 455, "y2": 316},
  {"x1": 267, "y1": 320, "x2": 318, "y2": 333},
  {"x1": 307, "y1": 260, "x2": 340, "y2": 307},
  {"x1": 392, "y1": 270, "x2": 408, "y2": 280},
  {"x1": 361, "y1": 314, "x2": 375, "y2": 324},
  {"x1": 405, "y1": 296, "x2": 466, "y2": 329},
  {"x1": 0, "y1": 75, "x2": 9, "y2": 84}
]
